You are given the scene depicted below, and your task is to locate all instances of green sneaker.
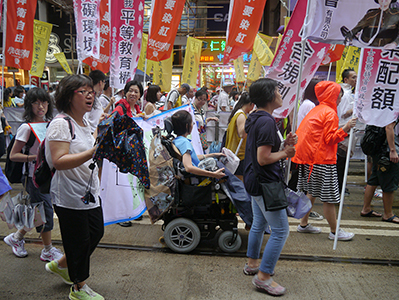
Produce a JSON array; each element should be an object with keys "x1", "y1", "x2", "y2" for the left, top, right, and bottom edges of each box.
[
  {"x1": 69, "y1": 284, "x2": 104, "y2": 300},
  {"x1": 45, "y1": 260, "x2": 73, "y2": 285}
]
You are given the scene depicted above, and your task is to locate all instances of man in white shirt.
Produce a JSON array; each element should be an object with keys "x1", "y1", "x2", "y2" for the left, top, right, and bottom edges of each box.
[
  {"x1": 218, "y1": 79, "x2": 234, "y2": 112},
  {"x1": 166, "y1": 83, "x2": 190, "y2": 110},
  {"x1": 84, "y1": 70, "x2": 106, "y2": 134}
]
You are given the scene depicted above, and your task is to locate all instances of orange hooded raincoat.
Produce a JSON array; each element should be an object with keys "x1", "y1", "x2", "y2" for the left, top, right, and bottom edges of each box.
[{"x1": 292, "y1": 81, "x2": 348, "y2": 166}]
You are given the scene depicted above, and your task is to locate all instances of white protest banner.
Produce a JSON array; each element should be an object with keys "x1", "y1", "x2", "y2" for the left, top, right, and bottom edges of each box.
[
  {"x1": 100, "y1": 105, "x2": 202, "y2": 225},
  {"x1": 110, "y1": 0, "x2": 144, "y2": 90},
  {"x1": 267, "y1": 0, "x2": 330, "y2": 119},
  {"x1": 356, "y1": 48, "x2": 399, "y2": 127},
  {"x1": 304, "y1": 0, "x2": 399, "y2": 49},
  {"x1": 73, "y1": 0, "x2": 101, "y2": 60}
]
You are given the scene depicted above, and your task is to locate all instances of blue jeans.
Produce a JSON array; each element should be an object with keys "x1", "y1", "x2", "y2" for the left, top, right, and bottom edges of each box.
[{"x1": 246, "y1": 195, "x2": 289, "y2": 275}]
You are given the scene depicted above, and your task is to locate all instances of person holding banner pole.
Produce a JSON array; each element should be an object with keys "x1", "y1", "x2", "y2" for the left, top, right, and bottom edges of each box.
[
  {"x1": 44, "y1": 74, "x2": 104, "y2": 300},
  {"x1": 293, "y1": 81, "x2": 357, "y2": 241}
]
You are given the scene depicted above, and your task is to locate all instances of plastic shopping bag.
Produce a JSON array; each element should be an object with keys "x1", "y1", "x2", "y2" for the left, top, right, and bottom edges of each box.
[
  {"x1": 220, "y1": 147, "x2": 240, "y2": 174},
  {"x1": 285, "y1": 188, "x2": 312, "y2": 219}
]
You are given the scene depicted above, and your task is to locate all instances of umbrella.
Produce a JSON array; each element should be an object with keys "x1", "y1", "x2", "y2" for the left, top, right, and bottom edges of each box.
[{"x1": 94, "y1": 112, "x2": 150, "y2": 189}]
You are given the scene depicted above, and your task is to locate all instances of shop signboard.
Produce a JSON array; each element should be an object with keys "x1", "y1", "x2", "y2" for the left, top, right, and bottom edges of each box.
[{"x1": 199, "y1": 37, "x2": 252, "y2": 64}]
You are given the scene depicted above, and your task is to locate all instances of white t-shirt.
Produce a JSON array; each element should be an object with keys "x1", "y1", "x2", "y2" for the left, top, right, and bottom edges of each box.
[
  {"x1": 98, "y1": 94, "x2": 112, "y2": 114},
  {"x1": 84, "y1": 97, "x2": 104, "y2": 133},
  {"x1": 297, "y1": 99, "x2": 315, "y2": 127},
  {"x1": 218, "y1": 90, "x2": 230, "y2": 111},
  {"x1": 45, "y1": 114, "x2": 100, "y2": 210},
  {"x1": 15, "y1": 123, "x2": 40, "y2": 177}
]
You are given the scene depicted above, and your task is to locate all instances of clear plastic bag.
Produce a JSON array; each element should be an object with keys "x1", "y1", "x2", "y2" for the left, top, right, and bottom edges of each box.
[{"x1": 285, "y1": 188, "x2": 312, "y2": 219}]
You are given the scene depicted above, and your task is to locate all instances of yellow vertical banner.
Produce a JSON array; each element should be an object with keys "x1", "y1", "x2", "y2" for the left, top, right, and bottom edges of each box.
[
  {"x1": 182, "y1": 37, "x2": 203, "y2": 87},
  {"x1": 275, "y1": 34, "x2": 283, "y2": 54},
  {"x1": 30, "y1": 20, "x2": 53, "y2": 77},
  {"x1": 247, "y1": 52, "x2": 262, "y2": 82},
  {"x1": 335, "y1": 46, "x2": 360, "y2": 83},
  {"x1": 284, "y1": 17, "x2": 291, "y2": 33},
  {"x1": 137, "y1": 33, "x2": 148, "y2": 72},
  {"x1": 258, "y1": 33, "x2": 273, "y2": 47},
  {"x1": 153, "y1": 56, "x2": 173, "y2": 92},
  {"x1": 233, "y1": 56, "x2": 245, "y2": 82},
  {"x1": 253, "y1": 34, "x2": 274, "y2": 66},
  {"x1": 54, "y1": 52, "x2": 72, "y2": 75}
]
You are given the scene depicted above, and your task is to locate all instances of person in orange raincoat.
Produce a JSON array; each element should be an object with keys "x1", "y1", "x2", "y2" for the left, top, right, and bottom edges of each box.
[{"x1": 292, "y1": 81, "x2": 357, "y2": 241}]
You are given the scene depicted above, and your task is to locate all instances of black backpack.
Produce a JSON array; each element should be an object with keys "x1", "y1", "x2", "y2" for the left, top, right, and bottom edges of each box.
[
  {"x1": 361, "y1": 119, "x2": 399, "y2": 156},
  {"x1": 5, "y1": 130, "x2": 36, "y2": 183}
]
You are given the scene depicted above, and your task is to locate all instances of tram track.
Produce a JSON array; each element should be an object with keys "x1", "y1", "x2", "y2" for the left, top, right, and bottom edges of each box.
[{"x1": 4, "y1": 236, "x2": 398, "y2": 267}]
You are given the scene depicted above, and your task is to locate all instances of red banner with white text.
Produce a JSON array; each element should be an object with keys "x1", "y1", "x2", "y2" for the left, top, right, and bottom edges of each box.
[
  {"x1": 5, "y1": 0, "x2": 37, "y2": 70},
  {"x1": 266, "y1": 0, "x2": 330, "y2": 119},
  {"x1": 223, "y1": 0, "x2": 267, "y2": 64},
  {"x1": 146, "y1": 0, "x2": 185, "y2": 61},
  {"x1": 83, "y1": 0, "x2": 110, "y2": 73}
]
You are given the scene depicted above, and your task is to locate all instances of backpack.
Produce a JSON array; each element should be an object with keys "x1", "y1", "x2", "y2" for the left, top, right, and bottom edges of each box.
[
  {"x1": 361, "y1": 118, "x2": 399, "y2": 156},
  {"x1": 5, "y1": 129, "x2": 36, "y2": 183},
  {"x1": 360, "y1": 125, "x2": 386, "y2": 156},
  {"x1": 33, "y1": 116, "x2": 75, "y2": 194}
]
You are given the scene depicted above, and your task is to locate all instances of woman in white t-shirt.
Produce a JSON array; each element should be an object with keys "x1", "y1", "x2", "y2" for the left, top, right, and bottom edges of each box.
[
  {"x1": 297, "y1": 78, "x2": 321, "y2": 127},
  {"x1": 5, "y1": 88, "x2": 63, "y2": 262},
  {"x1": 44, "y1": 75, "x2": 104, "y2": 300}
]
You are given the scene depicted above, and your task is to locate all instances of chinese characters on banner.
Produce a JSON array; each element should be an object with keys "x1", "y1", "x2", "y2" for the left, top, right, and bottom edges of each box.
[
  {"x1": 266, "y1": 0, "x2": 329, "y2": 119},
  {"x1": 73, "y1": 0, "x2": 101, "y2": 61},
  {"x1": 110, "y1": 0, "x2": 144, "y2": 90},
  {"x1": 83, "y1": 0, "x2": 110, "y2": 73},
  {"x1": 304, "y1": 0, "x2": 398, "y2": 49},
  {"x1": 253, "y1": 34, "x2": 274, "y2": 66},
  {"x1": 152, "y1": 56, "x2": 173, "y2": 92},
  {"x1": 335, "y1": 46, "x2": 361, "y2": 83},
  {"x1": 137, "y1": 33, "x2": 148, "y2": 72},
  {"x1": 247, "y1": 53, "x2": 262, "y2": 82},
  {"x1": 182, "y1": 37, "x2": 203, "y2": 87},
  {"x1": 146, "y1": 0, "x2": 185, "y2": 61},
  {"x1": 233, "y1": 56, "x2": 245, "y2": 82},
  {"x1": 5, "y1": 0, "x2": 37, "y2": 70},
  {"x1": 356, "y1": 49, "x2": 399, "y2": 127},
  {"x1": 30, "y1": 20, "x2": 53, "y2": 77},
  {"x1": 223, "y1": 0, "x2": 267, "y2": 63}
]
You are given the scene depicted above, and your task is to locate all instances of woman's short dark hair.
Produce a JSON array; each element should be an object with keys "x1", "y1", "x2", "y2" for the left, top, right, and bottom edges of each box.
[
  {"x1": 303, "y1": 78, "x2": 322, "y2": 105},
  {"x1": 171, "y1": 110, "x2": 192, "y2": 136},
  {"x1": 124, "y1": 80, "x2": 143, "y2": 98},
  {"x1": 195, "y1": 89, "x2": 207, "y2": 99},
  {"x1": 146, "y1": 84, "x2": 161, "y2": 104},
  {"x1": 249, "y1": 78, "x2": 279, "y2": 108},
  {"x1": 14, "y1": 86, "x2": 25, "y2": 97},
  {"x1": 374, "y1": 0, "x2": 396, "y2": 3},
  {"x1": 228, "y1": 92, "x2": 251, "y2": 123},
  {"x1": 55, "y1": 74, "x2": 93, "y2": 113},
  {"x1": 23, "y1": 87, "x2": 53, "y2": 122}
]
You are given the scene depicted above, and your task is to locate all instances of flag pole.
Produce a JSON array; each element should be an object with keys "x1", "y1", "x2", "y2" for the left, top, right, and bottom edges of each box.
[
  {"x1": 327, "y1": 62, "x2": 332, "y2": 81},
  {"x1": 333, "y1": 47, "x2": 365, "y2": 250},
  {"x1": 142, "y1": 58, "x2": 147, "y2": 112}
]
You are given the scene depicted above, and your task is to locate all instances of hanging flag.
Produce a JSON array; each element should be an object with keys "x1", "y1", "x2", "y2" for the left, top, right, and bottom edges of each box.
[
  {"x1": 335, "y1": 46, "x2": 349, "y2": 83},
  {"x1": 356, "y1": 49, "x2": 399, "y2": 127},
  {"x1": 336, "y1": 46, "x2": 361, "y2": 83},
  {"x1": 275, "y1": 33, "x2": 283, "y2": 53},
  {"x1": 83, "y1": 0, "x2": 110, "y2": 73},
  {"x1": 266, "y1": 0, "x2": 330, "y2": 119},
  {"x1": 182, "y1": 37, "x2": 203, "y2": 87},
  {"x1": 73, "y1": 0, "x2": 101, "y2": 61},
  {"x1": 146, "y1": 0, "x2": 185, "y2": 61},
  {"x1": 5, "y1": 0, "x2": 37, "y2": 70},
  {"x1": 247, "y1": 53, "x2": 262, "y2": 82},
  {"x1": 258, "y1": 33, "x2": 273, "y2": 47},
  {"x1": 233, "y1": 56, "x2": 245, "y2": 82},
  {"x1": 30, "y1": 20, "x2": 53, "y2": 77},
  {"x1": 153, "y1": 56, "x2": 173, "y2": 92},
  {"x1": 321, "y1": 44, "x2": 345, "y2": 65},
  {"x1": 137, "y1": 33, "x2": 148, "y2": 72},
  {"x1": 253, "y1": 34, "x2": 274, "y2": 66},
  {"x1": 54, "y1": 52, "x2": 73, "y2": 75},
  {"x1": 110, "y1": 0, "x2": 145, "y2": 90},
  {"x1": 304, "y1": 0, "x2": 399, "y2": 49},
  {"x1": 223, "y1": 0, "x2": 267, "y2": 64}
]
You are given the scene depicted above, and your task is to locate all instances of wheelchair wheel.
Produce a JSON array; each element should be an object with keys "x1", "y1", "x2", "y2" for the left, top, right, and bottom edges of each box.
[
  {"x1": 218, "y1": 230, "x2": 242, "y2": 253},
  {"x1": 164, "y1": 218, "x2": 201, "y2": 253}
]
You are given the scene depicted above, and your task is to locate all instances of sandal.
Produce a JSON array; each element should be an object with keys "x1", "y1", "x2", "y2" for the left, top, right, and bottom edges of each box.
[
  {"x1": 382, "y1": 215, "x2": 399, "y2": 224},
  {"x1": 360, "y1": 210, "x2": 382, "y2": 218}
]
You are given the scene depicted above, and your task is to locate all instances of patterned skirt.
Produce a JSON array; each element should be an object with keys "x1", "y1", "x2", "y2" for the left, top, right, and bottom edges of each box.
[{"x1": 297, "y1": 164, "x2": 340, "y2": 203}]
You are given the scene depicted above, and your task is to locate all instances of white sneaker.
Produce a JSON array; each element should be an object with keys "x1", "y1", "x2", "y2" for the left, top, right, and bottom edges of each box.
[
  {"x1": 328, "y1": 229, "x2": 354, "y2": 241},
  {"x1": 297, "y1": 224, "x2": 321, "y2": 233},
  {"x1": 40, "y1": 247, "x2": 64, "y2": 262},
  {"x1": 308, "y1": 211, "x2": 324, "y2": 220},
  {"x1": 69, "y1": 284, "x2": 104, "y2": 300},
  {"x1": 4, "y1": 233, "x2": 28, "y2": 257}
]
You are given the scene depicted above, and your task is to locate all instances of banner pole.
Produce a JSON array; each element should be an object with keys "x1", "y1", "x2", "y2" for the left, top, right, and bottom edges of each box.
[
  {"x1": 327, "y1": 62, "x2": 332, "y2": 81},
  {"x1": 142, "y1": 59, "x2": 147, "y2": 112},
  {"x1": 1, "y1": 0, "x2": 7, "y2": 107},
  {"x1": 333, "y1": 47, "x2": 365, "y2": 250}
]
